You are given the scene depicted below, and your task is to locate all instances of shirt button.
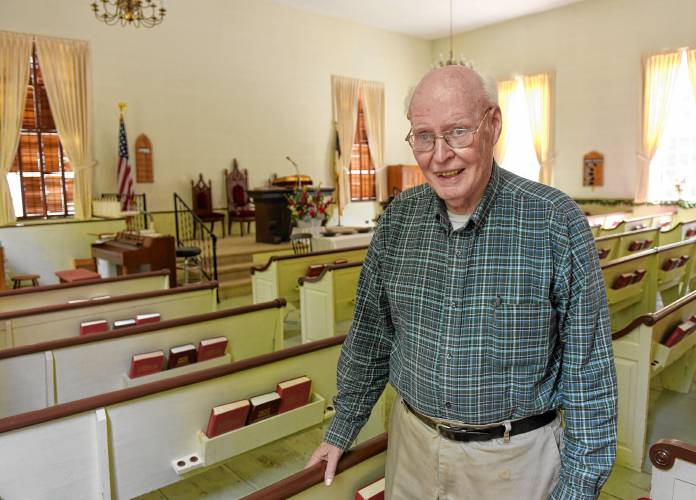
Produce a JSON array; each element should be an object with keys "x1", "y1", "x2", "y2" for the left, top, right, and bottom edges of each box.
[
  {"x1": 455, "y1": 250, "x2": 462, "y2": 257},
  {"x1": 447, "y1": 353, "x2": 452, "y2": 359},
  {"x1": 450, "y1": 300, "x2": 456, "y2": 307},
  {"x1": 445, "y1": 402, "x2": 451, "y2": 409}
]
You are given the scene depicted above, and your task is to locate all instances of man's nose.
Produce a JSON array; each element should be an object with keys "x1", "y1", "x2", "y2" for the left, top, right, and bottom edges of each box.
[{"x1": 433, "y1": 136, "x2": 453, "y2": 163}]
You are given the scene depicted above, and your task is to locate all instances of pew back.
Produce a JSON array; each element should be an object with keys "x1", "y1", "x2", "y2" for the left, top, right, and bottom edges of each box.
[
  {"x1": 0, "y1": 299, "x2": 285, "y2": 418},
  {"x1": 0, "y1": 270, "x2": 170, "y2": 314},
  {"x1": 300, "y1": 261, "x2": 362, "y2": 343},
  {"x1": 252, "y1": 246, "x2": 368, "y2": 308},
  {"x1": 656, "y1": 240, "x2": 696, "y2": 305},
  {"x1": 602, "y1": 250, "x2": 657, "y2": 331},
  {"x1": 0, "y1": 282, "x2": 218, "y2": 350},
  {"x1": 649, "y1": 439, "x2": 696, "y2": 500},
  {"x1": 0, "y1": 337, "x2": 361, "y2": 500}
]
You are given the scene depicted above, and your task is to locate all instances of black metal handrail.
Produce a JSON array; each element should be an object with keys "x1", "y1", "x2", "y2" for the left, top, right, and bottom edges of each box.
[
  {"x1": 173, "y1": 193, "x2": 218, "y2": 283},
  {"x1": 99, "y1": 193, "x2": 149, "y2": 230}
]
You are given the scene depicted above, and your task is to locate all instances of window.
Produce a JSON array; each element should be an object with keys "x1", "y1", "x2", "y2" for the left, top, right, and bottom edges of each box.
[
  {"x1": 7, "y1": 44, "x2": 74, "y2": 219},
  {"x1": 647, "y1": 50, "x2": 696, "y2": 202},
  {"x1": 349, "y1": 98, "x2": 376, "y2": 201}
]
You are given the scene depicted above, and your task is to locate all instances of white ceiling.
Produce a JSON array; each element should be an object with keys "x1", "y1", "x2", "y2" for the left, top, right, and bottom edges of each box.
[{"x1": 272, "y1": 0, "x2": 585, "y2": 40}]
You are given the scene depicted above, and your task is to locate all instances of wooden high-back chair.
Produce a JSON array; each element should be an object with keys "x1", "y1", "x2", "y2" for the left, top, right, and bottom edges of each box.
[
  {"x1": 224, "y1": 159, "x2": 255, "y2": 236},
  {"x1": 191, "y1": 174, "x2": 226, "y2": 237}
]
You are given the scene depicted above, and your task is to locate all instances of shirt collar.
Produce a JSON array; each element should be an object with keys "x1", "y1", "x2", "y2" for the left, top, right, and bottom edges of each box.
[{"x1": 430, "y1": 160, "x2": 502, "y2": 232}]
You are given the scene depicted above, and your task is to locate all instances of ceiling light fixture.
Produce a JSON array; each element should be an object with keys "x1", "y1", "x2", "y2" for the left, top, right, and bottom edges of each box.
[
  {"x1": 435, "y1": 0, "x2": 466, "y2": 67},
  {"x1": 91, "y1": 0, "x2": 166, "y2": 28}
]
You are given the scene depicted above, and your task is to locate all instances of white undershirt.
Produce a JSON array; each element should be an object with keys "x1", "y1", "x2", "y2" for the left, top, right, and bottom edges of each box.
[{"x1": 447, "y1": 211, "x2": 471, "y2": 231}]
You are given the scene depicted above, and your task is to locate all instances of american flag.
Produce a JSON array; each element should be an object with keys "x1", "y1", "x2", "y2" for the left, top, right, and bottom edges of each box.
[{"x1": 117, "y1": 115, "x2": 134, "y2": 211}]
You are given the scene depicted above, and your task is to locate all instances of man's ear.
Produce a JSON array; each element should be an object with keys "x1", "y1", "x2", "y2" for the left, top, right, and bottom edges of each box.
[{"x1": 490, "y1": 106, "x2": 503, "y2": 145}]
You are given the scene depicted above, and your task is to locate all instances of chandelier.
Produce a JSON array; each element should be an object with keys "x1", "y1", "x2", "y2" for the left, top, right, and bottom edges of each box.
[
  {"x1": 91, "y1": 0, "x2": 166, "y2": 28},
  {"x1": 435, "y1": 0, "x2": 466, "y2": 67}
]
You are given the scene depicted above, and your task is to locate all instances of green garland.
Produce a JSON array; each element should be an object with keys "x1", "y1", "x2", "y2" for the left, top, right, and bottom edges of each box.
[{"x1": 573, "y1": 198, "x2": 696, "y2": 208}]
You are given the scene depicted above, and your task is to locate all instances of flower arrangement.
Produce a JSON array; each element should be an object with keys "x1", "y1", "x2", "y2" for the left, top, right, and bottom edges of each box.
[{"x1": 286, "y1": 186, "x2": 334, "y2": 223}]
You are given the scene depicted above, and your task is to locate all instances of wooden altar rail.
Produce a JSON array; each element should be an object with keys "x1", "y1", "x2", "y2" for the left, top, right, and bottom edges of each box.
[
  {"x1": 611, "y1": 290, "x2": 696, "y2": 471},
  {"x1": 0, "y1": 269, "x2": 170, "y2": 314},
  {"x1": 243, "y1": 433, "x2": 388, "y2": 500},
  {"x1": 0, "y1": 281, "x2": 218, "y2": 350},
  {"x1": 649, "y1": 439, "x2": 696, "y2": 500},
  {"x1": 251, "y1": 245, "x2": 368, "y2": 309},
  {"x1": 0, "y1": 335, "x2": 392, "y2": 500},
  {"x1": 299, "y1": 261, "x2": 363, "y2": 343},
  {"x1": 0, "y1": 299, "x2": 285, "y2": 419},
  {"x1": 600, "y1": 239, "x2": 696, "y2": 332}
]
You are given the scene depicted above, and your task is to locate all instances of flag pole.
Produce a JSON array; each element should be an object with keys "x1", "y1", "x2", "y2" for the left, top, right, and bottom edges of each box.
[{"x1": 118, "y1": 102, "x2": 127, "y2": 118}]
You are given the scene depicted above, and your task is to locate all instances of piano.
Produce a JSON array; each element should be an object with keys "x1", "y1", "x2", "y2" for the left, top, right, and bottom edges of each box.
[{"x1": 91, "y1": 231, "x2": 177, "y2": 287}]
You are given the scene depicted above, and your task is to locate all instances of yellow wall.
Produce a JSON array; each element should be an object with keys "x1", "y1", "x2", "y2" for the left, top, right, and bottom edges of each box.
[
  {"x1": 433, "y1": 0, "x2": 696, "y2": 200},
  {"x1": 0, "y1": 0, "x2": 431, "y2": 214}
]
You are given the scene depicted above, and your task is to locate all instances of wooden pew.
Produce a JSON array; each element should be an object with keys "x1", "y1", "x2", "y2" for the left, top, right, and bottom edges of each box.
[
  {"x1": 0, "y1": 269, "x2": 170, "y2": 314},
  {"x1": 0, "y1": 299, "x2": 285, "y2": 418},
  {"x1": 612, "y1": 291, "x2": 696, "y2": 471},
  {"x1": 658, "y1": 218, "x2": 696, "y2": 246},
  {"x1": 299, "y1": 261, "x2": 362, "y2": 343},
  {"x1": 602, "y1": 249, "x2": 657, "y2": 332},
  {"x1": 595, "y1": 227, "x2": 659, "y2": 262},
  {"x1": 0, "y1": 281, "x2": 218, "y2": 350},
  {"x1": 0, "y1": 336, "x2": 389, "y2": 499},
  {"x1": 251, "y1": 246, "x2": 368, "y2": 308},
  {"x1": 598, "y1": 212, "x2": 673, "y2": 237},
  {"x1": 656, "y1": 240, "x2": 696, "y2": 306},
  {"x1": 243, "y1": 433, "x2": 388, "y2": 500},
  {"x1": 649, "y1": 439, "x2": 696, "y2": 500}
]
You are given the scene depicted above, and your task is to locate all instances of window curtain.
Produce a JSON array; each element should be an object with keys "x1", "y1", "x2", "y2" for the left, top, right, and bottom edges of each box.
[
  {"x1": 688, "y1": 48, "x2": 696, "y2": 102},
  {"x1": 360, "y1": 80, "x2": 386, "y2": 202},
  {"x1": 36, "y1": 36, "x2": 94, "y2": 220},
  {"x1": 635, "y1": 51, "x2": 681, "y2": 203},
  {"x1": 331, "y1": 75, "x2": 360, "y2": 215},
  {"x1": 0, "y1": 31, "x2": 32, "y2": 226},
  {"x1": 494, "y1": 79, "x2": 516, "y2": 167},
  {"x1": 524, "y1": 73, "x2": 553, "y2": 185}
]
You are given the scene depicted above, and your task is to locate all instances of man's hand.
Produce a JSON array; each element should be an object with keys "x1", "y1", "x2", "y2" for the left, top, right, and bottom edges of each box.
[{"x1": 305, "y1": 441, "x2": 344, "y2": 486}]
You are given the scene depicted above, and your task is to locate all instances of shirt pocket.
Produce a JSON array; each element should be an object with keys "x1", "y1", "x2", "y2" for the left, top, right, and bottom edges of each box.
[{"x1": 487, "y1": 301, "x2": 554, "y2": 369}]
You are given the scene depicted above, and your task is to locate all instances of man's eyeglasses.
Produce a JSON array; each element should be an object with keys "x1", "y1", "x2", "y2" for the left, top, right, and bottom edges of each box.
[{"x1": 405, "y1": 108, "x2": 492, "y2": 153}]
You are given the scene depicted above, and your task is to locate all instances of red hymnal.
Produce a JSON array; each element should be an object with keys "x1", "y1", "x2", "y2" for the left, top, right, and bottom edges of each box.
[
  {"x1": 628, "y1": 240, "x2": 645, "y2": 252},
  {"x1": 679, "y1": 255, "x2": 690, "y2": 267},
  {"x1": 597, "y1": 248, "x2": 611, "y2": 260},
  {"x1": 247, "y1": 392, "x2": 281, "y2": 424},
  {"x1": 167, "y1": 344, "x2": 197, "y2": 369},
  {"x1": 643, "y1": 239, "x2": 653, "y2": 249},
  {"x1": 128, "y1": 351, "x2": 165, "y2": 378},
  {"x1": 686, "y1": 228, "x2": 696, "y2": 238},
  {"x1": 276, "y1": 376, "x2": 311, "y2": 414},
  {"x1": 305, "y1": 264, "x2": 325, "y2": 278},
  {"x1": 355, "y1": 477, "x2": 385, "y2": 500},
  {"x1": 197, "y1": 337, "x2": 228, "y2": 362},
  {"x1": 631, "y1": 269, "x2": 647, "y2": 284},
  {"x1": 135, "y1": 313, "x2": 161, "y2": 326},
  {"x1": 79, "y1": 319, "x2": 108, "y2": 336},
  {"x1": 662, "y1": 257, "x2": 681, "y2": 271},
  {"x1": 205, "y1": 399, "x2": 251, "y2": 438},
  {"x1": 113, "y1": 319, "x2": 136, "y2": 329},
  {"x1": 663, "y1": 321, "x2": 696, "y2": 347},
  {"x1": 612, "y1": 273, "x2": 635, "y2": 290}
]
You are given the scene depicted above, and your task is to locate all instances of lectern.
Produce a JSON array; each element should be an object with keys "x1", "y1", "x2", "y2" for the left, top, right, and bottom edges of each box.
[{"x1": 248, "y1": 187, "x2": 334, "y2": 244}]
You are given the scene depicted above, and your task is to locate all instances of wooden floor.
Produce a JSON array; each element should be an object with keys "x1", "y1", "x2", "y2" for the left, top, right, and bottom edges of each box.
[{"x1": 134, "y1": 295, "x2": 696, "y2": 499}]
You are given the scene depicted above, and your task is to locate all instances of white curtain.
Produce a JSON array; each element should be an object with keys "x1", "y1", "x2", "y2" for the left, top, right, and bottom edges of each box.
[
  {"x1": 494, "y1": 79, "x2": 516, "y2": 166},
  {"x1": 331, "y1": 75, "x2": 360, "y2": 215},
  {"x1": 635, "y1": 51, "x2": 681, "y2": 203},
  {"x1": 524, "y1": 73, "x2": 552, "y2": 185},
  {"x1": 0, "y1": 31, "x2": 33, "y2": 225},
  {"x1": 361, "y1": 80, "x2": 386, "y2": 202},
  {"x1": 36, "y1": 36, "x2": 94, "y2": 220}
]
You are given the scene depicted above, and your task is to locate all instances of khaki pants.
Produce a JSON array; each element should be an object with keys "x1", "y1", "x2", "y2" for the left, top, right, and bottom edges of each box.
[{"x1": 385, "y1": 398, "x2": 562, "y2": 500}]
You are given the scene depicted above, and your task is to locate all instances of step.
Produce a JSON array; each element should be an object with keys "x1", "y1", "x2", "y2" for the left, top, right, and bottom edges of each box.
[{"x1": 219, "y1": 277, "x2": 252, "y2": 299}]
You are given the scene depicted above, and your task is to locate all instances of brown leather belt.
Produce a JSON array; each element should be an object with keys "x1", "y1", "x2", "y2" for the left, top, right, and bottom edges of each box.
[{"x1": 403, "y1": 400, "x2": 557, "y2": 442}]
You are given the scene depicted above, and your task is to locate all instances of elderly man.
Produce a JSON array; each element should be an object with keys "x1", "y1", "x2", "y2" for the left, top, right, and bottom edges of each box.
[{"x1": 306, "y1": 65, "x2": 617, "y2": 500}]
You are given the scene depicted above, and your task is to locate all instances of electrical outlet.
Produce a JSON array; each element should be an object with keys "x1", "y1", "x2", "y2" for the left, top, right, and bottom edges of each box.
[{"x1": 171, "y1": 453, "x2": 204, "y2": 475}]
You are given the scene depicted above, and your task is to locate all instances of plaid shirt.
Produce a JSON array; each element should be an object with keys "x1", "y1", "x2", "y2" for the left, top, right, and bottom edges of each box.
[{"x1": 325, "y1": 163, "x2": 617, "y2": 500}]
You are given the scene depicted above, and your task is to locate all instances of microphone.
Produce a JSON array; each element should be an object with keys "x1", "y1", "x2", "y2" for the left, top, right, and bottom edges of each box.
[{"x1": 286, "y1": 156, "x2": 301, "y2": 189}]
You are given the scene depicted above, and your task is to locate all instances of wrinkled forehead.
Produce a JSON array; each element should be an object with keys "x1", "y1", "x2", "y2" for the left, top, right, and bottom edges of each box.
[{"x1": 408, "y1": 69, "x2": 487, "y2": 120}]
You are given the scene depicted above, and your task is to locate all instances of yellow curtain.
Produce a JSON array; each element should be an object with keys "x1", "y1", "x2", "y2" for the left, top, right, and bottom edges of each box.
[
  {"x1": 688, "y1": 48, "x2": 696, "y2": 102},
  {"x1": 360, "y1": 80, "x2": 386, "y2": 202},
  {"x1": 331, "y1": 75, "x2": 360, "y2": 215},
  {"x1": 35, "y1": 36, "x2": 94, "y2": 220},
  {"x1": 524, "y1": 73, "x2": 552, "y2": 185},
  {"x1": 0, "y1": 31, "x2": 33, "y2": 226},
  {"x1": 494, "y1": 79, "x2": 516, "y2": 167},
  {"x1": 635, "y1": 51, "x2": 681, "y2": 203}
]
